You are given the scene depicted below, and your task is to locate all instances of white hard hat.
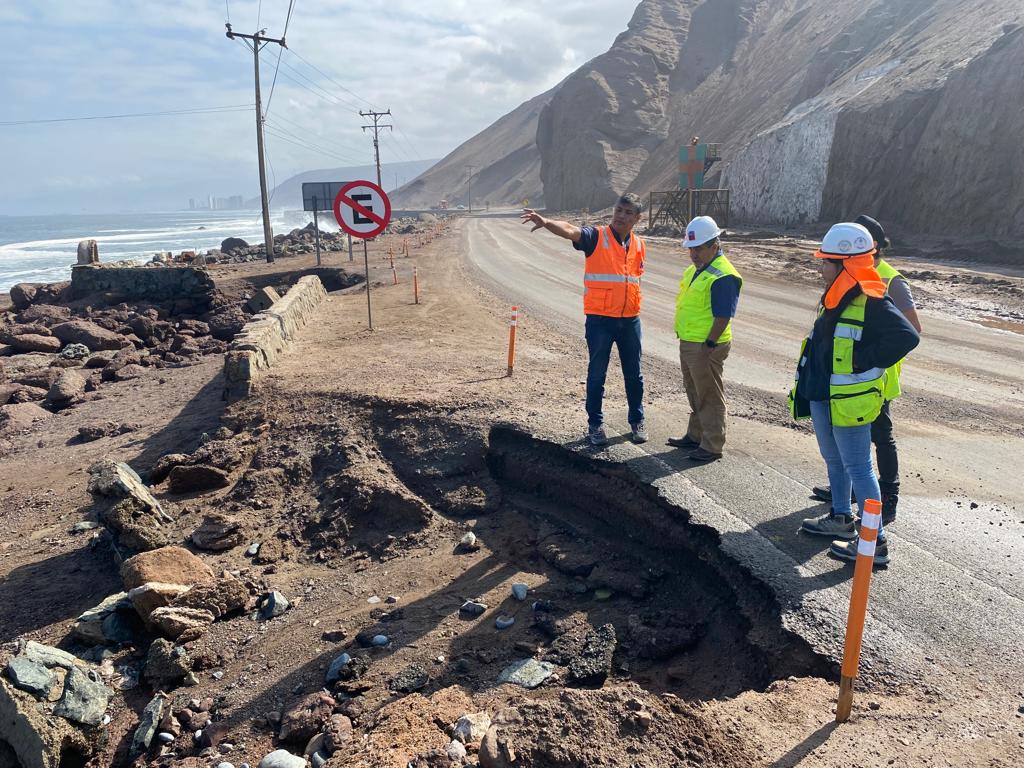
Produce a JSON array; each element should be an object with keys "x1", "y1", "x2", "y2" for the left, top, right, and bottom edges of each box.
[
  {"x1": 815, "y1": 222, "x2": 876, "y2": 259},
  {"x1": 684, "y1": 216, "x2": 722, "y2": 247}
]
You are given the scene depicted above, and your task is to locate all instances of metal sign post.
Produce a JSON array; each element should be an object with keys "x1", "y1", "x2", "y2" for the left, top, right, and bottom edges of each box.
[
  {"x1": 363, "y1": 240, "x2": 372, "y2": 329},
  {"x1": 348, "y1": 233, "x2": 353, "y2": 262},
  {"x1": 312, "y1": 196, "x2": 322, "y2": 266},
  {"x1": 333, "y1": 180, "x2": 392, "y2": 331}
]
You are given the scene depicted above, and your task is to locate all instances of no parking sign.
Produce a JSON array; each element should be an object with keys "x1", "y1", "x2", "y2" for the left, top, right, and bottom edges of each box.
[{"x1": 333, "y1": 180, "x2": 391, "y2": 239}]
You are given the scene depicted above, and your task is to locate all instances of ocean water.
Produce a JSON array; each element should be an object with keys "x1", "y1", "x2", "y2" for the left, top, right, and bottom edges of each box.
[{"x1": 0, "y1": 209, "x2": 332, "y2": 292}]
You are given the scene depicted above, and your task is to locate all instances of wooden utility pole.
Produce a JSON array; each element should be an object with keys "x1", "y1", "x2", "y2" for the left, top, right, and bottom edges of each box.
[
  {"x1": 360, "y1": 109, "x2": 392, "y2": 189},
  {"x1": 465, "y1": 164, "x2": 476, "y2": 214},
  {"x1": 225, "y1": 23, "x2": 285, "y2": 263}
]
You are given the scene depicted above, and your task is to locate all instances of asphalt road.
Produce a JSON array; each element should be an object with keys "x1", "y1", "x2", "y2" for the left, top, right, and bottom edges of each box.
[{"x1": 462, "y1": 213, "x2": 1024, "y2": 699}]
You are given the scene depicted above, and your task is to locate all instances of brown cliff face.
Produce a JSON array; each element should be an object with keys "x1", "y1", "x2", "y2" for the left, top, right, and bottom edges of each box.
[
  {"x1": 401, "y1": 0, "x2": 1024, "y2": 241},
  {"x1": 536, "y1": 0, "x2": 697, "y2": 211},
  {"x1": 390, "y1": 88, "x2": 555, "y2": 210}
]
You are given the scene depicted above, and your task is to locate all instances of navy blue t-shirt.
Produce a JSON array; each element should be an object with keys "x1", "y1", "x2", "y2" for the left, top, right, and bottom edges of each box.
[
  {"x1": 691, "y1": 260, "x2": 741, "y2": 318},
  {"x1": 573, "y1": 225, "x2": 630, "y2": 257}
]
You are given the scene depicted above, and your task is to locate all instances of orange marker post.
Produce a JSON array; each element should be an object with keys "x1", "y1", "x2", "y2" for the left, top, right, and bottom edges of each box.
[
  {"x1": 392, "y1": 265, "x2": 399, "y2": 285},
  {"x1": 413, "y1": 266, "x2": 420, "y2": 304},
  {"x1": 836, "y1": 497, "x2": 883, "y2": 723},
  {"x1": 506, "y1": 306, "x2": 519, "y2": 377}
]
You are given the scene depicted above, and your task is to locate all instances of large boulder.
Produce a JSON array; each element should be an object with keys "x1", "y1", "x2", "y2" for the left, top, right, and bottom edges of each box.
[
  {"x1": 121, "y1": 546, "x2": 215, "y2": 591},
  {"x1": 71, "y1": 592, "x2": 140, "y2": 646},
  {"x1": 51, "y1": 320, "x2": 125, "y2": 352},
  {"x1": 9, "y1": 283, "x2": 40, "y2": 310},
  {"x1": 206, "y1": 305, "x2": 249, "y2": 341},
  {"x1": 148, "y1": 606, "x2": 215, "y2": 641},
  {"x1": 169, "y1": 577, "x2": 249, "y2": 620},
  {"x1": 0, "y1": 323, "x2": 51, "y2": 343},
  {"x1": 220, "y1": 237, "x2": 249, "y2": 255},
  {"x1": 87, "y1": 460, "x2": 165, "y2": 518},
  {"x1": 99, "y1": 498, "x2": 170, "y2": 555},
  {"x1": 127, "y1": 582, "x2": 191, "y2": 625},
  {"x1": 16, "y1": 304, "x2": 71, "y2": 324},
  {"x1": 47, "y1": 369, "x2": 87, "y2": 405},
  {"x1": 53, "y1": 666, "x2": 112, "y2": 726},
  {"x1": 10, "y1": 333, "x2": 61, "y2": 354},
  {"x1": 0, "y1": 403, "x2": 51, "y2": 434},
  {"x1": 0, "y1": 676, "x2": 94, "y2": 768}
]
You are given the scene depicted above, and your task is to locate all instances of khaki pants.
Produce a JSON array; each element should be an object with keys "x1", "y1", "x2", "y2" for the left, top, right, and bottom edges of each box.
[{"x1": 678, "y1": 340, "x2": 731, "y2": 454}]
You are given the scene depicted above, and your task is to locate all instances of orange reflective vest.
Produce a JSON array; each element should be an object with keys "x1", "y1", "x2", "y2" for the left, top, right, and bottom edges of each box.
[{"x1": 583, "y1": 226, "x2": 645, "y2": 317}]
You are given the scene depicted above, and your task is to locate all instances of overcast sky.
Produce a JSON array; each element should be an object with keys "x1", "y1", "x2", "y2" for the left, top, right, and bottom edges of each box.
[{"x1": 0, "y1": 1, "x2": 637, "y2": 215}]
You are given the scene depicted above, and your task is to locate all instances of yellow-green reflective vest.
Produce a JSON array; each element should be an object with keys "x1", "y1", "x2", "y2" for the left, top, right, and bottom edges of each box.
[
  {"x1": 788, "y1": 294, "x2": 888, "y2": 427},
  {"x1": 675, "y1": 254, "x2": 743, "y2": 343},
  {"x1": 876, "y1": 259, "x2": 905, "y2": 401}
]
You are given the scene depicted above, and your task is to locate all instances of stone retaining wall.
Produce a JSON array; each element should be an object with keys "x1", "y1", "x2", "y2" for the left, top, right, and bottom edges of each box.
[
  {"x1": 223, "y1": 275, "x2": 327, "y2": 400},
  {"x1": 71, "y1": 265, "x2": 216, "y2": 302}
]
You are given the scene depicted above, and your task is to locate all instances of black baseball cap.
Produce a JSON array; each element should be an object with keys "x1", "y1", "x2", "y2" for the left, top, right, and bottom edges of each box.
[{"x1": 854, "y1": 214, "x2": 890, "y2": 250}]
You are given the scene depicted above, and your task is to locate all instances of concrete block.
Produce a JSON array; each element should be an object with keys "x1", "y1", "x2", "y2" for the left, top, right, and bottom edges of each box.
[{"x1": 247, "y1": 286, "x2": 281, "y2": 314}]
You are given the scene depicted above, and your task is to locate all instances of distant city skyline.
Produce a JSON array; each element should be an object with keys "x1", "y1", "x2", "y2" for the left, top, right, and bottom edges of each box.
[
  {"x1": 189, "y1": 195, "x2": 246, "y2": 211},
  {"x1": 0, "y1": 1, "x2": 636, "y2": 215}
]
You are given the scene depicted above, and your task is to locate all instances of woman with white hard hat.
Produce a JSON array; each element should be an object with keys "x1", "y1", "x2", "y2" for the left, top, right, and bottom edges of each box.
[{"x1": 788, "y1": 222, "x2": 919, "y2": 565}]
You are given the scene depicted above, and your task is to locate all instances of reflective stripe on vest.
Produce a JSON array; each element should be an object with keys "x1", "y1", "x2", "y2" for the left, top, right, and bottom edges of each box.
[
  {"x1": 674, "y1": 253, "x2": 743, "y2": 343},
  {"x1": 831, "y1": 368, "x2": 886, "y2": 386},
  {"x1": 584, "y1": 273, "x2": 641, "y2": 284},
  {"x1": 788, "y1": 294, "x2": 886, "y2": 426},
  {"x1": 876, "y1": 259, "x2": 906, "y2": 400},
  {"x1": 582, "y1": 225, "x2": 644, "y2": 317}
]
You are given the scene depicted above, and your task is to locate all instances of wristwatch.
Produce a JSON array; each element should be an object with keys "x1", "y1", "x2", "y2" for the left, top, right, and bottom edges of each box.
[{"x1": 704, "y1": 339, "x2": 717, "y2": 349}]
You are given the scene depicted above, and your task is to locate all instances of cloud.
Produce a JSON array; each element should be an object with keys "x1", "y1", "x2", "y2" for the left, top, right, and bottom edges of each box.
[{"x1": 0, "y1": 0, "x2": 639, "y2": 213}]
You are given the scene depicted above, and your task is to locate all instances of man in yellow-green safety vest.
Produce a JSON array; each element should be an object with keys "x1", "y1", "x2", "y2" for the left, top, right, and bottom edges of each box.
[
  {"x1": 668, "y1": 216, "x2": 743, "y2": 462},
  {"x1": 810, "y1": 215, "x2": 922, "y2": 524}
]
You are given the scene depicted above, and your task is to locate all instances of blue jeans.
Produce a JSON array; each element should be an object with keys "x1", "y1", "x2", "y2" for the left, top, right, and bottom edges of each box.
[
  {"x1": 585, "y1": 315, "x2": 644, "y2": 428},
  {"x1": 810, "y1": 400, "x2": 884, "y2": 536}
]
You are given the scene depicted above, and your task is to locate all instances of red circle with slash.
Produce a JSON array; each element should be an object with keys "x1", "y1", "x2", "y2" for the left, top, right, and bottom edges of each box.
[{"x1": 333, "y1": 179, "x2": 392, "y2": 239}]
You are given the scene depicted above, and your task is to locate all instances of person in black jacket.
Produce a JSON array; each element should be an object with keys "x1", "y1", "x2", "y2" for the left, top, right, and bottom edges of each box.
[{"x1": 790, "y1": 223, "x2": 919, "y2": 565}]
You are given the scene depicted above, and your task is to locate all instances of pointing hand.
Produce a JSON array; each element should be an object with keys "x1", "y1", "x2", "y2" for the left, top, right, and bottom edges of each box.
[{"x1": 520, "y1": 208, "x2": 546, "y2": 232}]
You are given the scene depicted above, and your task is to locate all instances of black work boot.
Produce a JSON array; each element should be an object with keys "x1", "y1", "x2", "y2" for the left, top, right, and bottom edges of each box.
[{"x1": 881, "y1": 492, "x2": 898, "y2": 525}]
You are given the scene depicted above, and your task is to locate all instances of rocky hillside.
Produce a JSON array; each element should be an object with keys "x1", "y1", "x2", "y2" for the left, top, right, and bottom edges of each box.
[
  {"x1": 400, "y1": 0, "x2": 1024, "y2": 242},
  {"x1": 390, "y1": 87, "x2": 557, "y2": 210}
]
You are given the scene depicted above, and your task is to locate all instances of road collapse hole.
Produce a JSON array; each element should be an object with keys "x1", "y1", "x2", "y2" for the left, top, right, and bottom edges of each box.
[{"x1": 375, "y1": 416, "x2": 829, "y2": 702}]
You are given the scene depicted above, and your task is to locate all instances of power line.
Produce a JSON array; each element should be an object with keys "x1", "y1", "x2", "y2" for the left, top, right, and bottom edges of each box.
[
  {"x1": 381, "y1": 135, "x2": 411, "y2": 163},
  {"x1": 265, "y1": 120, "x2": 367, "y2": 164},
  {"x1": 265, "y1": 119, "x2": 365, "y2": 162},
  {"x1": 282, "y1": 0, "x2": 297, "y2": 38},
  {"x1": 264, "y1": 46, "x2": 284, "y2": 116},
  {"x1": 0, "y1": 104, "x2": 253, "y2": 127},
  {"x1": 287, "y1": 48, "x2": 376, "y2": 109},
  {"x1": 275, "y1": 57, "x2": 362, "y2": 111},
  {"x1": 394, "y1": 124, "x2": 424, "y2": 162},
  {"x1": 266, "y1": 111, "x2": 367, "y2": 156},
  {"x1": 264, "y1": 125, "x2": 364, "y2": 166}
]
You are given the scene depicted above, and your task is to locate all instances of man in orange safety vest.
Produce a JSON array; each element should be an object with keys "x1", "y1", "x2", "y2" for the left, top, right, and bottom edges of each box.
[{"x1": 521, "y1": 194, "x2": 647, "y2": 447}]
